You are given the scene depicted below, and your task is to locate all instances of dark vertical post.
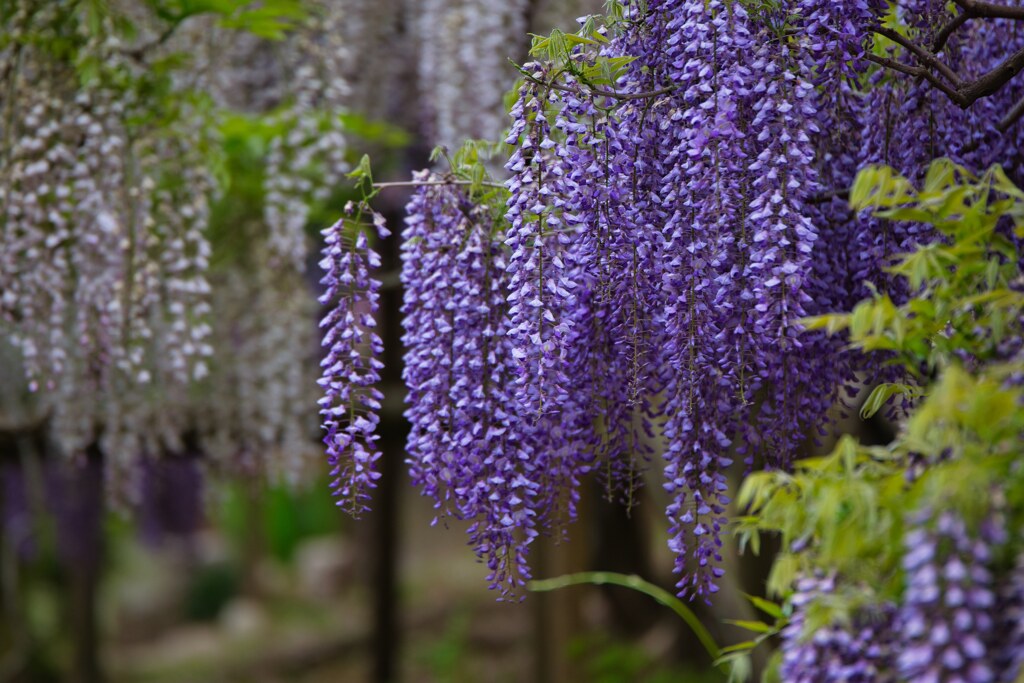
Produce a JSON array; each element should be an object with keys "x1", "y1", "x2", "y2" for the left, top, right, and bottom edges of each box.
[
  {"x1": 531, "y1": 497, "x2": 590, "y2": 683},
  {"x1": 368, "y1": 165, "x2": 417, "y2": 683},
  {"x1": 370, "y1": 433, "x2": 400, "y2": 683},
  {"x1": 531, "y1": 538, "x2": 554, "y2": 683},
  {"x1": 66, "y1": 449, "x2": 105, "y2": 683},
  {"x1": 591, "y1": 487, "x2": 659, "y2": 635},
  {"x1": 69, "y1": 560, "x2": 102, "y2": 683}
]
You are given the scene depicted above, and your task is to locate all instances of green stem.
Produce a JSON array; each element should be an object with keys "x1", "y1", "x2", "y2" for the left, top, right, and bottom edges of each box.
[{"x1": 528, "y1": 571, "x2": 725, "y2": 670}]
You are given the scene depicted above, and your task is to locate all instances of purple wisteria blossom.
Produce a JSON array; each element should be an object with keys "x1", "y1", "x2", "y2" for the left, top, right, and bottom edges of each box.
[
  {"x1": 995, "y1": 556, "x2": 1024, "y2": 681},
  {"x1": 553, "y1": 56, "x2": 656, "y2": 506},
  {"x1": 324, "y1": 0, "x2": 1024, "y2": 608},
  {"x1": 503, "y1": 69, "x2": 595, "y2": 535},
  {"x1": 494, "y1": 0, "x2": 894, "y2": 599},
  {"x1": 317, "y1": 207, "x2": 388, "y2": 516},
  {"x1": 650, "y1": 0, "x2": 751, "y2": 601},
  {"x1": 503, "y1": 68, "x2": 580, "y2": 417},
  {"x1": 401, "y1": 176, "x2": 539, "y2": 594},
  {"x1": 780, "y1": 575, "x2": 897, "y2": 683},
  {"x1": 895, "y1": 510, "x2": 1000, "y2": 683}
]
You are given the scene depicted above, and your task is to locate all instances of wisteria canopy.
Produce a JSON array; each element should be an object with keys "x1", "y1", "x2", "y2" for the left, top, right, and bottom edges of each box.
[
  {"x1": 315, "y1": 0, "x2": 1024, "y2": 679},
  {"x1": 5, "y1": 0, "x2": 1024, "y2": 680}
]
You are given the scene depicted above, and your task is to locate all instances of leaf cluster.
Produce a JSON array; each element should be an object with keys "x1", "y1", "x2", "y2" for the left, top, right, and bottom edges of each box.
[
  {"x1": 807, "y1": 160, "x2": 1024, "y2": 377},
  {"x1": 144, "y1": 0, "x2": 307, "y2": 40},
  {"x1": 739, "y1": 159, "x2": 1024, "y2": 623}
]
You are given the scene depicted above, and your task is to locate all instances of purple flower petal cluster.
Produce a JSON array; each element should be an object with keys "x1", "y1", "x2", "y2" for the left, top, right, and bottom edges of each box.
[
  {"x1": 995, "y1": 556, "x2": 1024, "y2": 681},
  {"x1": 778, "y1": 507, "x2": 1024, "y2": 681},
  {"x1": 504, "y1": 68, "x2": 580, "y2": 418},
  {"x1": 401, "y1": 175, "x2": 538, "y2": 594},
  {"x1": 553, "y1": 62, "x2": 655, "y2": 507},
  {"x1": 495, "y1": 0, "x2": 895, "y2": 599},
  {"x1": 372, "y1": 0, "x2": 1024, "y2": 605},
  {"x1": 504, "y1": 69, "x2": 596, "y2": 534},
  {"x1": 796, "y1": 0, "x2": 885, "y2": 81},
  {"x1": 651, "y1": 0, "x2": 751, "y2": 601},
  {"x1": 317, "y1": 207, "x2": 388, "y2": 516},
  {"x1": 780, "y1": 575, "x2": 897, "y2": 683},
  {"x1": 895, "y1": 510, "x2": 1000, "y2": 683}
]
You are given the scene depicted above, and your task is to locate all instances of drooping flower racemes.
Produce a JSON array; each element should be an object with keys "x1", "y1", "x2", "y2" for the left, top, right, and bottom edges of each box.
[
  {"x1": 317, "y1": 205, "x2": 389, "y2": 516},
  {"x1": 491, "y1": 0, "x2": 890, "y2": 599},
  {"x1": 322, "y1": 0, "x2": 1024, "y2": 602},
  {"x1": 776, "y1": 510, "x2": 1024, "y2": 682},
  {"x1": 895, "y1": 510, "x2": 1002, "y2": 682},
  {"x1": 401, "y1": 174, "x2": 543, "y2": 594},
  {"x1": 337, "y1": 0, "x2": 870, "y2": 598},
  {"x1": 779, "y1": 575, "x2": 897, "y2": 683}
]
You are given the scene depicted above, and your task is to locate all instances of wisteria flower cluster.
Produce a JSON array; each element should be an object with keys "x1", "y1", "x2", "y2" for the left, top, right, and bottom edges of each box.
[
  {"x1": 779, "y1": 510, "x2": 1024, "y2": 683},
  {"x1": 488, "y1": 0, "x2": 892, "y2": 599},
  {"x1": 318, "y1": 0, "x2": 1024, "y2": 603},
  {"x1": 737, "y1": 158, "x2": 1024, "y2": 678},
  {"x1": 400, "y1": 174, "x2": 541, "y2": 592},
  {"x1": 895, "y1": 511, "x2": 1001, "y2": 682},
  {"x1": 779, "y1": 575, "x2": 897, "y2": 683},
  {"x1": 0, "y1": 3, "x2": 217, "y2": 486},
  {"x1": 415, "y1": 0, "x2": 530, "y2": 150},
  {"x1": 317, "y1": 206, "x2": 389, "y2": 516}
]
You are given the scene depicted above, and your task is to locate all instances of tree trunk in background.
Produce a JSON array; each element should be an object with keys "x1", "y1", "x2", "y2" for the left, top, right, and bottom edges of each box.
[
  {"x1": 69, "y1": 561, "x2": 102, "y2": 683},
  {"x1": 366, "y1": 138, "x2": 427, "y2": 682},
  {"x1": 590, "y1": 486, "x2": 661, "y2": 635},
  {"x1": 532, "y1": 488, "x2": 590, "y2": 683},
  {"x1": 370, "y1": 442, "x2": 401, "y2": 683},
  {"x1": 66, "y1": 449, "x2": 105, "y2": 683}
]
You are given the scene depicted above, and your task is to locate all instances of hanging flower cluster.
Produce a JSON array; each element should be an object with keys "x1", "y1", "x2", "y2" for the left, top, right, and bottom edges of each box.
[
  {"x1": 779, "y1": 575, "x2": 897, "y2": 683},
  {"x1": 318, "y1": 0, "x2": 1024, "y2": 602},
  {"x1": 317, "y1": 206, "x2": 389, "y2": 516},
  {"x1": 414, "y1": 0, "x2": 530, "y2": 150},
  {"x1": 895, "y1": 510, "x2": 1002, "y2": 682},
  {"x1": 486, "y1": 0, "x2": 893, "y2": 599},
  {"x1": 1, "y1": 0, "x2": 369, "y2": 495},
  {"x1": 261, "y1": 1, "x2": 352, "y2": 272},
  {"x1": 779, "y1": 510, "x2": 1024, "y2": 683},
  {"x1": 0, "y1": 4, "x2": 218, "y2": 487},
  {"x1": 401, "y1": 174, "x2": 540, "y2": 592},
  {"x1": 187, "y1": 0, "x2": 355, "y2": 485}
]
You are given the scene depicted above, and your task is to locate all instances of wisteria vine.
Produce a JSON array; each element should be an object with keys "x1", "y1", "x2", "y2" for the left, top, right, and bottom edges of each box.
[{"x1": 316, "y1": 0, "x2": 1024, "y2": 610}]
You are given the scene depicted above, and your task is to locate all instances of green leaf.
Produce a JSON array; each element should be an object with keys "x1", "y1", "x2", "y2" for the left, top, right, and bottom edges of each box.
[
  {"x1": 721, "y1": 652, "x2": 753, "y2": 683},
  {"x1": 724, "y1": 619, "x2": 775, "y2": 634},
  {"x1": 860, "y1": 383, "x2": 900, "y2": 419},
  {"x1": 719, "y1": 640, "x2": 759, "y2": 654},
  {"x1": 745, "y1": 594, "x2": 784, "y2": 620},
  {"x1": 799, "y1": 313, "x2": 850, "y2": 335},
  {"x1": 347, "y1": 154, "x2": 373, "y2": 183},
  {"x1": 767, "y1": 555, "x2": 800, "y2": 597}
]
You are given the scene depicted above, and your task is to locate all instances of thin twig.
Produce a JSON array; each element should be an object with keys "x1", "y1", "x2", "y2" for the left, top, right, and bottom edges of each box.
[
  {"x1": 932, "y1": 11, "x2": 971, "y2": 53},
  {"x1": 871, "y1": 14, "x2": 1024, "y2": 121},
  {"x1": 960, "y1": 42, "x2": 1024, "y2": 101},
  {"x1": 808, "y1": 189, "x2": 850, "y2": 205},
  {"x1": 875, "y1": 26, "x2": 962, "y2": 87},
  {"x1": 866, "y1": 54, "x2": 963, "y2": 102},
  {"x1": 952, "y1": 0, "x2": 1024, "y2": 20},
  {"x1": 999, "y1": 91, "x2": 1024, "y2": 131},
  {"x1": 121, "y1": 20, "x2": 186, "y2": 62},
  {"x1": 528, "y1": 572, "x2": 726, "y2": 669}
]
